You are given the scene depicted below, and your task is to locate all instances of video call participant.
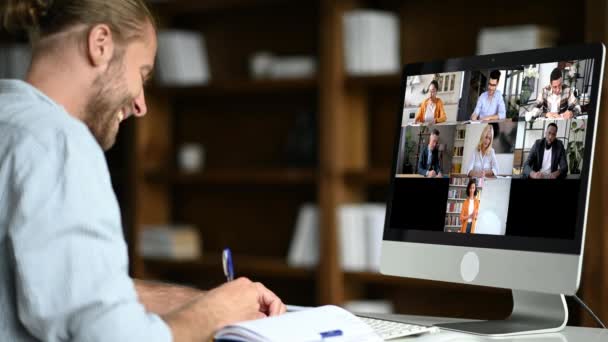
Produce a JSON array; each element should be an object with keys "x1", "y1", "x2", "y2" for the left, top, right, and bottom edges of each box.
[
  {"x1": 460, "y1": 179, "x2": 480, "y2": 234},
  {"x1": 465, "y1": 124, "x2": 499, "y2": 178},
  {"x1": 531, "y1": 67, "x2": 581, "y2": 119},
  {"x1": 415, "y1": 80, "x2": 447, "y2": 124},
  {"x1": 418, "y1": 129, "x2": 443, "y2": 177},
  {"x1": 523, "y1": 123, "x2": 568, "y2": 179},
  {"x1": 470, "y1": 70, "x2": 506, "y2": 121}
]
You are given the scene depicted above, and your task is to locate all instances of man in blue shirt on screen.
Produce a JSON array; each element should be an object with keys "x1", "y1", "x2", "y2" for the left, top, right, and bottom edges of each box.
[
  {"x1": 0, "y1": 1, "x2": 285, "y2": 342},
  {"x1": 471, "y1": 70, "x2": 507, "y2": 121}
]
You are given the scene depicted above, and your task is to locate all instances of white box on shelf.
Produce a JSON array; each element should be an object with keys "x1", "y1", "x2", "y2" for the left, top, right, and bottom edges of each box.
[
  {"x1": 477, "y1": 25, "x2": 557, "y2": 55},
  {"x1": 156, "y1": 30, "x2": 210, "y2": 86},
  {"x1": 343, "y1": 10, "x2": 400, "y2": 76}
]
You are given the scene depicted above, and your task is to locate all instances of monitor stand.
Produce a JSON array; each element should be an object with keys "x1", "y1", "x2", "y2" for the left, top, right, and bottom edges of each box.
[{"x1": 435, "y1": 290, "x2": 568, "y2": 337}]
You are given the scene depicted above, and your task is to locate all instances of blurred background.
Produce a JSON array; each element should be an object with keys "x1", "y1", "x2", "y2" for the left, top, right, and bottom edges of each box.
[{"x1": 2, "y1": 0, "x2": 607, "y2": 328}]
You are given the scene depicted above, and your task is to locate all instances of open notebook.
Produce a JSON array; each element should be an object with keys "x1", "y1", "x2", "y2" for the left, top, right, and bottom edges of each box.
[{"x1": 214, "y1": 305, "x2": 383, "y2": 342}]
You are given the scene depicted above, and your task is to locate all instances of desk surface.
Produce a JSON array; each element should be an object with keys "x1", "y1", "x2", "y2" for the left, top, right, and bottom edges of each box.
[{"x1": 365, "y1": 314, "x2": 608, "y2": 341}]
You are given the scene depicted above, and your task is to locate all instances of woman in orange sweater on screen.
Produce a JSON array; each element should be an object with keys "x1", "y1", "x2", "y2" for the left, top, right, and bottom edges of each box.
[
  {"x1": 415, "y1": 80, "x2": 447, "y2": 124},
  {"x1": 460, "y1": 179, "x2": 480, "y2": 233}
]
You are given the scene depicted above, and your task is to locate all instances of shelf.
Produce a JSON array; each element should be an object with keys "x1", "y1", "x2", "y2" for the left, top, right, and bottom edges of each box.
[
  {"x1": 143, "y1": 254, "x2": 315, "y2": 280},
  {"x1": 446, "y1": 212, "x2": 460, "y2": 214},
  {"x1": 147, "y1": 168, "x2": 317, "y2": 186},
  {"x1": 345, "y1": 74, "x2": 401, "y2": 90},
  {"x1": 449, "y1": 184, "x2": 467, "y2": 187},
  {"x1": 447, "y1": 198, "x2": 466, "y2": 201},
  {"x1": 344, "y1": 168, "x2": 391, "y2": 185},
  {"x1": 148, "y1": 0, "x2": 304, "y2": 15},
  {"x1": 149, "y1": 77, "x2": 318, "y2": 98},
  {"x1": 445, "y1": 225, "x2": 461, "y2": 228}
]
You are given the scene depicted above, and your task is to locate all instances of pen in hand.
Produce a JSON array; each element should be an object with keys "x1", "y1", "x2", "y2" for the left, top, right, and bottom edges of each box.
[{"x1": 222, "y1": 247, "x2": 234, "y2": 282}]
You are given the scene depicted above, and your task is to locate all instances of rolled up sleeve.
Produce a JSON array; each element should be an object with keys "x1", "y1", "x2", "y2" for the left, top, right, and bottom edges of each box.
[{"x1": 8, "y1": 131, "x2": 172, "y2": 342}]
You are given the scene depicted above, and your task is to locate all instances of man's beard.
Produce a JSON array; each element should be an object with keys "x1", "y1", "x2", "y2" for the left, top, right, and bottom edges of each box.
[{"x1": 83, "y1": 55, "x2": 132, "y2": 151}]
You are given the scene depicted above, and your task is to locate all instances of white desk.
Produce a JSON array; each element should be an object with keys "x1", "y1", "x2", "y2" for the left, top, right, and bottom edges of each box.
[{"x1": 363, "y1": 313, "x2": 608, "y2": 341}]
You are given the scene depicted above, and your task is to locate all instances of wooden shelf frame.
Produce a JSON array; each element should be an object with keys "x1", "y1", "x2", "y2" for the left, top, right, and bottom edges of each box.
[{"x1": 149, "y1": 77, "x2": 318, "y2": 98}]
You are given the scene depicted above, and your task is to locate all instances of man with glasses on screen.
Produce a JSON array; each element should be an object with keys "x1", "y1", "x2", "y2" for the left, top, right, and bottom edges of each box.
[{"x1": 471, "y1": 70, "x2": 506, "y2": 121}]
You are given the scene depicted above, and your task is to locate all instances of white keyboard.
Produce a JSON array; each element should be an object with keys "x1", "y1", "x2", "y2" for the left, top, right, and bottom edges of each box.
[{"x1": 360, "y1": 316, "x2": 440, "y2": 340}]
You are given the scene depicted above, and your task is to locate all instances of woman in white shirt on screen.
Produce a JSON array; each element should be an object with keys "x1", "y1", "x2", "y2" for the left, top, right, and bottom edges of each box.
[{"x1": 466, "y1": 124, "x2": 499, "y2": 178}]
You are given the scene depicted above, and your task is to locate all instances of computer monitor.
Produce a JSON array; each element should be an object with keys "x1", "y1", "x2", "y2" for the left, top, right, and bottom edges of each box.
[{"x1": 381, "y1": 43, "x2": 605, "y2": 336}]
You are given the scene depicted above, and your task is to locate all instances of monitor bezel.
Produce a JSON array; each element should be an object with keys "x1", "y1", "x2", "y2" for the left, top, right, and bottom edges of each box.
[{"x1": 383, "y1": 43, "x2": 605, "y2": 255}]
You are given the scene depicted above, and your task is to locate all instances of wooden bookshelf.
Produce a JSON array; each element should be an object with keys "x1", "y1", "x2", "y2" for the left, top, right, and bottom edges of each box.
[
  {"x1": 146, "y1": 168, "x2": 317, "y2": 186},
  {"x1": 128, "y1": 0, "x2": 608, "y2": 326},
  {"x1": 150, "y1": 77, "x2": 318, "y2": 98},
  {"x1": 144, "y1": 255, "x2": 315, "y2": 280}
]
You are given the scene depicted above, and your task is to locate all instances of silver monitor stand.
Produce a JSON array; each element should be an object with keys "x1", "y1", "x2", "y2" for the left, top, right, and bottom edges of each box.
[{"x1": 435, "y1": 290, "x2": 568, "y2": 337}]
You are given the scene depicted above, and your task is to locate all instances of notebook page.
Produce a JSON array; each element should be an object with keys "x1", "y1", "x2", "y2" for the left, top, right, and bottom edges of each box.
[{"x1": 215, "y1": 305, "x2": 382, "y2": 342}]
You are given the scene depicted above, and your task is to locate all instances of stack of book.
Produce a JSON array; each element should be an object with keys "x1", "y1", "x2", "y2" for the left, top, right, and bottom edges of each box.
[
  {"x1": 155, "y1": 30, "x2": 210, "y2": 86},
  {"x1": 342, "y1": 10, "x2": 400, "y2": 75},
  {"x1": 287, "y1": 203, "x2": 386, "y2": 272},
  {"x1": 0, "y1": 44, "x2": 31, "y2": 79},
  {"x1": 477, "y1": 25, "x2": 557, "y2": 55},
  {"x1": 139, "y1": 225, "x2": 202, "y2": 260}
]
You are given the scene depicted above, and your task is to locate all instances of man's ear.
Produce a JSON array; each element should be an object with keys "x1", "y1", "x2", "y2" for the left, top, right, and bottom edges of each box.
[{"x1": 87, "y1": 24, "x2": 114, "y2": 69}]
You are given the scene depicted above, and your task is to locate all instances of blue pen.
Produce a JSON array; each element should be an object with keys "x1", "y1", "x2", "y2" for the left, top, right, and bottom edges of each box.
[
  {"x1": 222, "y1": 248, "x2": 234, "y2": 282},
  {"x1": 320, "y1": 329, "x2": 343, "y2": 339}
]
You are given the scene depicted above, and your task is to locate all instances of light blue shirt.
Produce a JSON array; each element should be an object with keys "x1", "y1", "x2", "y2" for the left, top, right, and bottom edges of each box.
[
  {"x1": 0, "y1": 80, "x2": 171, "y2": 342},
  {"x1": 473, "y1": 90, "x2": 506, "y2": 120}
]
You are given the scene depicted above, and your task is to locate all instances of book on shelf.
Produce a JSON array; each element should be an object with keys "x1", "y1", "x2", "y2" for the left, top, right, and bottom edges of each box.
[
  {"x1": 342, "y1": 10, "x2": 400, "y2": 75},
  {"x1": 287, "y1": 203, "x2": 386, "y2": 272},
  {"x1": 452, "y1": 146, "x2": 464, "y2": 157},
  {"x1": 214, "y1": 305, "x2": 382, "y2": 342},
  {"x1": 287, "y1": 203, "x2": 319, "y2": 268},
  {"x1": 156, "y1": 29, "x2": 210, "y2": 86},
  {"x1": 139, "y1": 225, "x2": 201, "y2": 260}
]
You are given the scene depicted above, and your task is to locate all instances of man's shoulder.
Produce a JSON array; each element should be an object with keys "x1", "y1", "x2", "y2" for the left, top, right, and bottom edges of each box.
[{"x1": 0, "y1": 92, "x2": 93, "y2": 150}]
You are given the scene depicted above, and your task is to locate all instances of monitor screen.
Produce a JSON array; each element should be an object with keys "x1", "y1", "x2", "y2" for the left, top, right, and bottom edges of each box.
[{"x1": 384, "y1": 45, "x2": 603, "y2": 256}]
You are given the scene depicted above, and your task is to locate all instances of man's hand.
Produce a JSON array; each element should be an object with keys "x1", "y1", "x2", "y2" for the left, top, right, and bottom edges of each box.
[
  {"x1": 562, "y1": 111, "x2": 574, "y2": 119},
  {"x1": 550, "y1": 170, "x2": 561, "y2": 179},
  {"x1": 530, "y1": 171, "x2": 540, "y2": 179},
  {"x1": 471, "y1": 113, "x2": 479, "y2": 121},
  {"x1": 436, "y1": 172, "x2": 442, "y2": 178},
  {"x1": 162, "y1": 277, "x2": 286, "y2": 342},
  {"x1": 427, "y1": 170, "x2": 437, "y2": 177},
  {"x1": 546, "y1": 112, "x2": 560, "y2": 119}
]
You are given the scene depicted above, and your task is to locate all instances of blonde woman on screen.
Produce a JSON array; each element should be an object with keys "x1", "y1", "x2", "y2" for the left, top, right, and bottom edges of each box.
[{"x1": 465, "y1": 124, "x2": 499, "y2": 178}]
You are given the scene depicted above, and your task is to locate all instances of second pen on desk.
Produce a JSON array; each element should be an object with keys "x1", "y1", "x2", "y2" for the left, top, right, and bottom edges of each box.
[{"x1": 222, "y1": 247, "x2": 234, "y2": 282}]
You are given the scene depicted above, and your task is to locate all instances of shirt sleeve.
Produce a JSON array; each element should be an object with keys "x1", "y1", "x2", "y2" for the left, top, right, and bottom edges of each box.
[
  {"x1": 8, "y1": 131, "x2": 172, "y2": 342},
  {"x1": 497, "y1": 94, "x2": 506, "y2": 119}
]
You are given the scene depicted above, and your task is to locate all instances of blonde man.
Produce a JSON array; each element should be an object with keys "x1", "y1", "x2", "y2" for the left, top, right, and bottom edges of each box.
[
  {"x1": 465, "y1": 124, "x2": 499, "y2": 178},
  {"x1": 0, "y1": 1, "x2": 285, "y2": 342}
]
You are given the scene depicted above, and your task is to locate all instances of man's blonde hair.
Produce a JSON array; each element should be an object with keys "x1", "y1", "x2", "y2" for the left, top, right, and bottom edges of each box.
[{"x1": 2, "y1": 0, "x2": 156, "y2": 44}]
